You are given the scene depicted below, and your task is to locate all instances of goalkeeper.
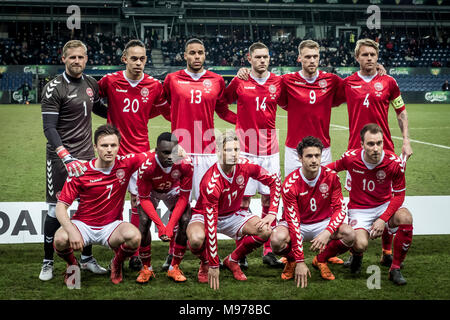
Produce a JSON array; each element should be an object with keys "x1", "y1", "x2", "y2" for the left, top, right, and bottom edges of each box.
[{"x1": 39, "y1": 40, "x2": 108, "y2": 281}]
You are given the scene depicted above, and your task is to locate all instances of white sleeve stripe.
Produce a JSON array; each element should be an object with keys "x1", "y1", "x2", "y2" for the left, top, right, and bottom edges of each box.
[
  {"x1": 154, "y1": 101, "x2": 169, "y2": 107},
  {"x1": 42, "y1": 112, "x2": 59, "y2": 115},
  {"x1": 392, "y1": 188, "x2": 406, "y2": 192}
]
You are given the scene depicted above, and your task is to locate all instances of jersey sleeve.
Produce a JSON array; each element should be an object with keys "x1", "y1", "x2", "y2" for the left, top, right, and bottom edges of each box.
[
  {"x1": 223, "y1": 77, "x2": 240, "y2": 104},
  {"x1": 281, "y1": 179, "x2": 304, "y2": 262},
  {"x1": 162, "y1": 74, "x2": 172, "y2": 105},
  {"x1": 325, "y1": 171, "x2": 347, "y2": 234},
  {"x1": 202, "y1": 183, "x2": 221, "y2": 268},
  {"x1": 215, "y1": 77, "x2": 237, "y2": 125},
  {"x1": 247, "y1": 162, "x2": 281, "y2": 216},
  {"x1": 41, "y1": 80, "x2": 64, "y2": 149},
  {"x1": 57, "y1": 176, "x2": 80, "y2": 207},
  {"x1": 179, "y1": 159, "x2": 194, "y2": 193},
  {"x1": 151, "y1": 81, "x2": 171, "y2": 121},
  {"x1": 388, "y1": 77, "x2": 406, "y2": 115},
  {"x1": 137, "y1": 158, "x2": 155, "y2": 198},
  {"x1": 278, "y1": 74, "x2": 288, "y2": 109},
  {"x1": 326, "y1": 150, "x2": 353, "y2": 172},
  {"x1": 379, "y1": 157, "x2": 406, "y2": 222},
  {"x1": 97, "y1": 74, "x2": 108, "y2": 98},
  {"x1": 332, "y1": 74, "x2": 346, "y2": 107}
]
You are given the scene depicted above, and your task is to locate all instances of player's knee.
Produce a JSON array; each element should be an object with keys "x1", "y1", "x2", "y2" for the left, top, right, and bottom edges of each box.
[
  {"x1": 188, "y1": 232, "x2": 205, "y2": 250},
  {"x1": 339, "y1": 224, "x2": 356, "y2": 246},
  {"x1": 395, "y1": 208, "x2": 413, "y2": 225},
  {"x1": 123, "y1": 226, "x2": 141, "y2": 248},
  {"x1": 353, "y1": 235, "x2": 368, "y2": 252},
  {"x1": 53, "y1": 228, "x2": 68, "y2": 250}
]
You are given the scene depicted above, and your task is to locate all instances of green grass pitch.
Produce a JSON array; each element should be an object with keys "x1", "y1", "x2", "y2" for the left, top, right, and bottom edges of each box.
[{"x1": 0, "y1": 103, "x2": 449, "y2": 300}]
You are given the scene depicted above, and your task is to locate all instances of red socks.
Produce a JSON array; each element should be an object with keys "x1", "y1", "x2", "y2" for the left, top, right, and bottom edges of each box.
[
  {"x1": 114, "y1": 243, "x2": 137, "y2": 265},
  {"x1": 130, "y1": 207, "x2": 140, "y2": 258},
  {"x1": 188, "y1": 241, "x2": 208, "y2": 264},
  {"x1": 230, "y1": 235, "x2": 265, "y2": 262},
  {"x1": 171, "y1": 242, "x2": 187, "y2": 267},
  {"x1": 139, "y1": 244, "x2": 152, "y2": 267},
  {"x1": 261, "y1": 205, "x2": 276, "y2": 256},
  {"x1": 55, "y1": 247, "x2": 78, "y2": 266},
  {"x1": 317, "y1": 239, "x2": 351, "y2": 263},
  {"x1": 391, "y1": 224, "x2": 413, "y2": 270},
  {"x1": 382, "y1": 227, "x2": 393, "y2": 253}
]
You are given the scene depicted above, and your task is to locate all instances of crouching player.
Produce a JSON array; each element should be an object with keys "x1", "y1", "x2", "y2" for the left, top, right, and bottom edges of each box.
[
  {"x1": 53, "y1": 124, "x2": 148, "y2": 285},
  {"x1": 271, "y1": 136, "x2": 354, "y2": 288},
  {"x1": 327, "y1": 123, "x2": 413, "y2": 285},
  {"x1": 136, "y1": 132, "x2": 193, "y2": 283},
  {"x1": 187, "y1": 132, "x2": 281, "y2": 290}
]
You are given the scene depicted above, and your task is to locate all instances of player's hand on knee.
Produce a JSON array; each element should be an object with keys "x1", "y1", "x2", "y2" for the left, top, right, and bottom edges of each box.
[
  {"x1": 370, "y1": 218, "x2": 385, "y2": 239},
  {"x1": 310, "y1": 230, "x2": 331, "y2": 252}
]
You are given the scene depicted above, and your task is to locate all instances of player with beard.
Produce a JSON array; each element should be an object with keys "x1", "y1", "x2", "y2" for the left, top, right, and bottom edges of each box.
[{"x1": 40, "y1": 40, "x2": 108, "y2": 281}]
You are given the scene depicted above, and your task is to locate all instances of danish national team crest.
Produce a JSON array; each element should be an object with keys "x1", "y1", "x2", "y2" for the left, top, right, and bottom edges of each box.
[
  {"x1": 171, "y1": 169, "x2": 181, "y2": 180},
  {"x1": 376, "y1": 170, "x2": 386, "y2": 181},
  {"x1": 86, "y1": 87, "x2": 94, "y2": 97},
  {"x1": 236, "y1": 174, "x2": 245, "y2": 187},
  {"x1": 269, "y1": 84, "x2": 277, "y2": 100},
  {"x1": 374, "y1": 82, "x2": 384, "y2": 92},
  {"x1": 116, "y1": 169, "x2": 125, "y2": 180},
  {"x1": 141, "y1": 87, "x2": 149, "y2": 103},
  {"x1": 319, "y1": 183, "x2": 329, "y2": 198},
  {"x1": 318, "y1": 79, "x2": 327, "y2": 89},
  {"x1": 203, "y1": 79, "x2": 212, "y2": 94}
]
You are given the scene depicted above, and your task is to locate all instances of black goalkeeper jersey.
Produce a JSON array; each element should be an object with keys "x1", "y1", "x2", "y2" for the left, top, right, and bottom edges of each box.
[{"x1": 41, "y1": 72, "x2": 101, "y2": 160}]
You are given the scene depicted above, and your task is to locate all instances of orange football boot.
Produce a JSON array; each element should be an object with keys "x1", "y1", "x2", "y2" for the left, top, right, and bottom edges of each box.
[
  {"x1": 312, "y1": 256, "x2": 335, "y2": 280},
  {"x1": 136, "y1": 265, "x2": 156, "y2": 284},
  {"x1": 167, "y1": 264, "x2": 187, "y2": 282},
  {"x1": 281, "y1": 261, "x2": 296, "y2": 280}
]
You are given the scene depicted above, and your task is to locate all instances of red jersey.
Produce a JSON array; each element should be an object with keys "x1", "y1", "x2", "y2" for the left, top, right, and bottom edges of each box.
[
  {"x1": 136, "y1": 152, "x2": 193, "y2": 198},
  {"x1": 278, "y1": 70, "x2": 343, "y2": 149},
  {"x1": 339, "y1": 72, "x2": 405, "y2": 152},
  {"x1": 327, "y1": 148, "x2": 406, "y2": 211},
  {"x1": 58, "y1": 152, "x2": 149, "y2": 226},
  {"x1": 163, "y1": 69, "x2": 235, "y2": 154},
  {"x1": 193, "y1": 158, "x2": 281, "y2": 267},
  {"x1": 224, "y1": 72, "x2": 281, "y2": 156},
  {"x1": 282, "y1": 167, "x2": 346, "y2": 262},
  {"x1": 98, "y1": 71, "x2": 169, "y2": 155}
]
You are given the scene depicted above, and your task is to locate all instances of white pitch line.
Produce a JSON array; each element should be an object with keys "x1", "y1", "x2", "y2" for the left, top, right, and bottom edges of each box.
[{"x1": 329, "y1": 124, "x2": 450, "y2": 150}]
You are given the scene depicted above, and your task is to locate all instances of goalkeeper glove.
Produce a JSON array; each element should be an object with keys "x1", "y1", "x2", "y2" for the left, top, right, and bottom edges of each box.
[{"x1": 56, "y1": 147, "x2": 87, "y2": 177}]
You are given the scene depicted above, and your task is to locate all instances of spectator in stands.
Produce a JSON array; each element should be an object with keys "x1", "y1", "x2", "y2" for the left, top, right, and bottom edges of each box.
[{"x1": 442, "y1": 80, "x2": 449, "y2": 91}]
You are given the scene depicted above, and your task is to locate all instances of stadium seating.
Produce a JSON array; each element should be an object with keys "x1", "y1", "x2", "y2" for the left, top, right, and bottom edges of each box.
[{"x1": 0, "y1": 72, "x2": 33, "y2": 91}]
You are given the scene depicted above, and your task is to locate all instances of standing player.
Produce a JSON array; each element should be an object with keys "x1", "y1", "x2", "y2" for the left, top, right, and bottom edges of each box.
[
  {"x1": 136, "y1": 132, "x2": 193, "y2": 283},
  {"x1": 186, "y1": 132, "x2": 281, "y2": 290},
  {"x1": 162, "y1": 38, "x2": 237, "y2": 202},
  {"x1": 40, "y1": 40, "x2": 108, "y2": 281},
  {"x1": 223, "y1": 42, "x2": 283, "y2": 267},
  {"x1": 270, "y1": 136, "x2": 354, "y2": 287},
  {"x1": 334, "y1": 38, "x2": 413, "y2": 267},
  {"x1": 327, "y1": 124, "x2": 413, "y2": 285},
  {"x1": 53, "y1": 124, "x2": 146, "y2": 285},
  {"x1": 98, "y1": 39, "x2": 170, "y2": 271}
]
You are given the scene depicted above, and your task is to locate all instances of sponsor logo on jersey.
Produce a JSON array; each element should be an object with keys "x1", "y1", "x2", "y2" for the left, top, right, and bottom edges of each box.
[
  {"x1": 236, "y1": 174, "x2": 245, "y2": 186},
  {"x1": 177, "y1": 80, "x2": 190, "y2": 84},
  {"x1": 171, "y1": 169, "x2": 181, "y2": 179},
  {"x1": 116, "y1": 169, "x2": 125, "y2": 179},
  {"x1": 67, "y1": 94, "x2": 77, "y2": 99},
  {"x1": 352, "y1": 169, "x2": 365, "y2": 174},
  {"x1": 244, "y1": 86, "x2": 255, "y2": 90},
  {"x1": 376, "y1": 170, "x2": 386, "y2": 181},
  {"x1": 86, "y1": 88, "x2": 94, "y2": 97},
  {"x1": 374, "y1": 82, "x2": 383, "y2": 91},
  {"x1": 90, "y1": 178, "x2": 102, "y2": 183},
  {"x1": 116, "y1": 89, "x2": 128, "y2": 92},
  {"x1": 351, "y1": 85, "x2": 362, "y2": 88},
  {"x1": 295, "y1": 81, "x2": 306, "y2": 85}
]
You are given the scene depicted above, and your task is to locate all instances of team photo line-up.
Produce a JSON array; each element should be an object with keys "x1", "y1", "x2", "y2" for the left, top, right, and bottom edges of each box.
[{"x1": 40, "y1": 36, "x2": 413, "y2": 290}]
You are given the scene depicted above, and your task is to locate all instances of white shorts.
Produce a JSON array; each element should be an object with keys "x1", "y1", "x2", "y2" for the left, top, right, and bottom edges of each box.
[
  {"x1": 348, "y1": 201, "x2": 401, "y2": 234},
  {"x1": 71, "y1": 220, "x2": 124, "y2": 248},
  {"x1": 189, "y1": 210, "x2": 259, "y2": 240},
  {"x1": 284, "y1": 146, "x2": 332, "y2": 177},
  {"x1": 190, "y1": 154, "x2": 217, "y2": 201},
  {"x1": 278, "y1": 218, "x2": 330, "y2": 242},
  {"x1": 127, "y1": 170, "x2": 138, "y2": 195},
  {"x1": 241, "y1": 152, "x2": 280, "y2": 196}
]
